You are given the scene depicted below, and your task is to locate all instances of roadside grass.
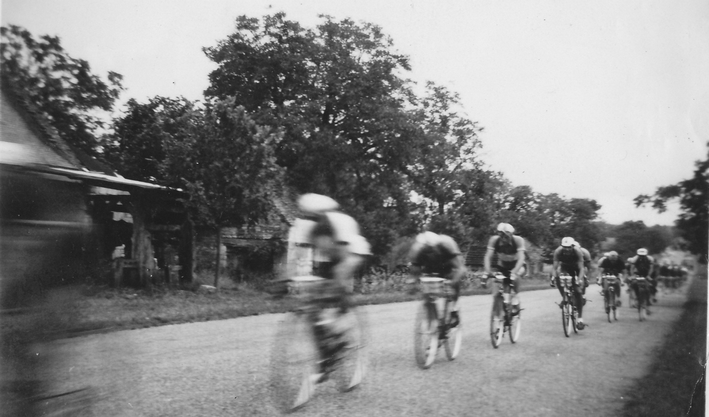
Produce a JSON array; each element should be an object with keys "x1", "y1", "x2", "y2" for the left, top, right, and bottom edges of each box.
[
  {"x1": 622, "y1": 269, "x2": 707, "y2": 417},
  {"x1": 5, "y1": 274, "x2": 552, "y2": 336}
]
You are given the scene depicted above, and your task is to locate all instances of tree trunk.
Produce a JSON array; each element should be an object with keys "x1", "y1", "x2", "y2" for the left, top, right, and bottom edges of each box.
[
  {"x1": 129, "y1": 199, "x2": 155, "y2": 288},
  {"x1": 214, "y1": 227, "x2": 221, "y2": 288}
]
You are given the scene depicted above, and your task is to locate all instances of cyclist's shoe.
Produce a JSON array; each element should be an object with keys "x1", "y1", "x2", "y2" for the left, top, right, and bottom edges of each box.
[
  {"x1": 616, "y1": 300, "x2": 622, "y2": 307},
  {"x1": 577, "y1": 321, "x2": 585, "y2": 330},
  {"x1": 511, "y1": 304, "x2": 521, "y2": 316},
  {"x1": 583, "y1": 296, "x2": 587, "y2": 306},
  {"x1": 449, "y1": 311, "x2": 460, "y2": 328},
  {"x1": 646, "y1": 309, "x2": 652, "y2": 316},
  {"x1": 550, "y1": 279, "x2": 556, "y2": 288}
]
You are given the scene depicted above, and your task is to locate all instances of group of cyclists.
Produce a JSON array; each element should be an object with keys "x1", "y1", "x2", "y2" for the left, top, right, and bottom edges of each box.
[{"x1": 282, "y1": 192, "x2": 683, "y2": 404}]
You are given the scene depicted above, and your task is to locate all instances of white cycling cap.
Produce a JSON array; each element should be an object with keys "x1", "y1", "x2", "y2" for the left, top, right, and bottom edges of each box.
[
  {"x1": 297, "y1": 193, "x2": 339, "y2": 215},
  {"x1": 415, "y1": 231, "x2": 442, "y2": 246},
  {"x1": 636, "y1": 248, "x2": 648, "y2": 256},
  {"x1": 561, "y1": 237, "x2": 575, "y2": 247},
  {"x1": 496, "y1": 222, "x2": 515, "y2": 234},
  {"x1": 609, "y1": 251, "x2": 618, "y2": 257}
]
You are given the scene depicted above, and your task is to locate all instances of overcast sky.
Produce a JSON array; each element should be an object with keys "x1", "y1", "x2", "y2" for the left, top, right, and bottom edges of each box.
[{"x1": 3, "y1": 0, "x2": 708, "y2": 226}]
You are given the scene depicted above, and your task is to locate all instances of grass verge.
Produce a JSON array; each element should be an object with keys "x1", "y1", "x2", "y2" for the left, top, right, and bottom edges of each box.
[
  {"x1": 1, "y1": 276, "x2": 552, "y2": 337},
  {"x1": 622, "y1": 270, "x2": 707, "y2": 417}
]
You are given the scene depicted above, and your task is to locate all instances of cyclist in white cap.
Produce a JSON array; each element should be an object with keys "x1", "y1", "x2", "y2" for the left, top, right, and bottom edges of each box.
[
  {"x1": 484, "y1": 222, "x2": 526, "y2": 315},
  {"x1": 408, "y1": 231, "x2": 467, "y2": 327},
  {"x1": 597, "y1": 251, "x2": 626, "y2": 307},
  {"x1": 287, "y1": 193, "x2": 371, "y2": 382},
  {"x1": 552, "y1": 237, "x2": 587, "y2": 329},
  {"x1": 628, "y1": 248, "x2": 656, "y2": 309}
]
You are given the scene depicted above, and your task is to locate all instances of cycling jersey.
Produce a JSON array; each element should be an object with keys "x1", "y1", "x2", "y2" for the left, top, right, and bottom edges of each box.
[
  {"x1": 599, "y1": 257, "x2": 626, "y2": 276},
  {"x1": 628, "y1": 254, "x2": 654, "y2": 277},
  {"x1": 486, "y1": 234, "x2": 526, "y2": 271},
  {"x1": 409, "y1": 234, "x2": 461, "y2": 277}
]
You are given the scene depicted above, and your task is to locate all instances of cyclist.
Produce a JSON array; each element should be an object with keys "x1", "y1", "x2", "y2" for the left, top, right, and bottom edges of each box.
[
  {"x1": 572, "y1": 240, "x2": 592, "y2": 295},
  {"x1": 408, "y1": 231, "x2": 467, "y2": 327},
  {"x1": 552, "y1": 237, "x2": 587, "y2": 329},
  {"x1": 628, "y1": 248, "x2": 656, "y2": 312},
  {"x1": 596, "y1": 251, "x2": 625, "y2": 307},
  {"x1": 483, "y1": 222, "x2": 526, "y2": 315},
  {"x1": 288, "y1": 193, "x2": 371, "y2": 383}
]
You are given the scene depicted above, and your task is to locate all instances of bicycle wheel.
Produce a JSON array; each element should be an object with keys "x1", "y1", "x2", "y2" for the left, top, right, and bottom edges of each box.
[
  {"x1": 269, "y1": 311, "x2": 320, "y2": 413},
  {"x1": 490, "y1": 296, "x2": 505, "y2": 348},
  {"x1": 444, "y1": 311, "x2": 462, "y2": 360},
  {"x1": 638, "y1": 287, "x2": 647, "y2": 322},
  {"x1": 509, "y1": 311, "x2": 521, "y2": 343},
  {"x1": 561, "y1": 302, "x2": 571, "y2": 337},
  {"x1": 571, "y1": 304, "x2": 579, "y2": 334},
  {"x1": 606, "y1": 289, "x2": 614, "y2": 323},
  {"x1": 332, "y1": 306, "x2": 369, "y2": 392},
  {"x1": 414, "y1": 302, "x2": 439, "y2": 369}
]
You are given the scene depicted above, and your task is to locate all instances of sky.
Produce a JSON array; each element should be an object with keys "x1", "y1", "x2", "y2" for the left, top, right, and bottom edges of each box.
[{"x1": 2, "y1": 0, "x2": 708, "y2": 226}]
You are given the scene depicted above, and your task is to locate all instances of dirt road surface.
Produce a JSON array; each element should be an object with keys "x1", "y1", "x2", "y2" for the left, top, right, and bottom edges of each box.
[{"x1": 41, "y1": 284, "x2": 690, "y2": 416}]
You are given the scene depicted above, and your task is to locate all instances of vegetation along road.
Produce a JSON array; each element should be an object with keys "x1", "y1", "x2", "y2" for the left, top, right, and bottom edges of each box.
[{"x1": 40, "y1": 279, "x2": 698, "y2": 417}]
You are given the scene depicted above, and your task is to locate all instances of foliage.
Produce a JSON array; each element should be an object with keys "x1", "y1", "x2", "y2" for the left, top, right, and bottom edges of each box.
[
  {"x1": 103, "y1": 97, "x2": 195, "y2": 184},
  {"x1": 1, "y1": 25, "x2": 123, "y2": 156},
  {"x1": 609, "y1": 221, "x2": 673, "y2": 259},
  {"x1": 635, "y1": 143, "x2": 709, "y2": 261},
  {"x1": 202, "y1": 13, "x2": 494, "y2": 258}
]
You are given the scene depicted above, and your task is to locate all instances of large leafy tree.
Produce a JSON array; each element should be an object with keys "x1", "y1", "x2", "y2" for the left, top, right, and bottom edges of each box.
[
  {"x1": 203, "y1": 13, "x2": 493, "y2": 256},
  {"x1": 103, "y1": 97, "x2": 196, "y2": 183},
  {"x1": 634, "y1": 143, "x2": 709, "y2": 261},
  {"x1": 1, "y1": 25, "x2": 123, "y2": 156}
]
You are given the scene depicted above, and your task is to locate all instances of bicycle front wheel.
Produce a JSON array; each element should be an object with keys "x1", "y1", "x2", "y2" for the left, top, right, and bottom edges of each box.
[
  {"x1": 444, "y1": 312, "x2": 462, "y2": 360},
  {"x1": 490, "y1": 296, "x2": 505, "y2": 348},
  {"x1": 561, "y1": 301, "x2": 571, "y2": 337},
  {"x1": 332, "y1": 306, "x2": 369, "y2": 392},
  {"x1": 606, "y1": 290, "x2": 613, "y2": 323},
  {"x1": 414, "y1": 302, "x2": 439, "y2": 369},
  {"x1": 509, "y1": 311, "x2": 521, "y2": 343},
  {"x1": 269, "y1": 311, "x2": 320, "y2": 413},
  {"x1": 638, "y1": 287, "x2": 647, "y2": 321}
]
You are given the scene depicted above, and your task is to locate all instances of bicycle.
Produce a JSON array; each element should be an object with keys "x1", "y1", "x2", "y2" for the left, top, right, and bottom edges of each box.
[
  {"x1": 413, "y1": 276, "x2": 462, "y2": 369},
  {"x1": 632, "y1": 276, "x2": 651, "y2": 321},
  {"x1": 599, "y1": 274, "x2": 620, "y2": 322},
  {"x1": 269, "y1": 276, "x2": 368, "y2": 413},
  {"x1": 489, "y1": 272, "x2": 521, "y2": 348},
  {"x1": 556, "y1": 273, "x2": 579, "y2": 337}
]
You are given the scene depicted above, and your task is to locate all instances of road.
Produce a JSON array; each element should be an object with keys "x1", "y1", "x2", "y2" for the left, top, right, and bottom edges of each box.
[{"x1": 41, "y1": 284, "x2": 689, "y2": 416}]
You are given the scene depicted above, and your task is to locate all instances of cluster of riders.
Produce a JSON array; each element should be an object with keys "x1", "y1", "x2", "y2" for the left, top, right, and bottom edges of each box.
[{"x1": 280, "y1": 193, "x2": 690, "y2": 403}]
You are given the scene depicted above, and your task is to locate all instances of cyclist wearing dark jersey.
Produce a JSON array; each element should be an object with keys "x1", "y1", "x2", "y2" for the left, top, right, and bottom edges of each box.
[
  {"x1": 484, "y1": 222, "x2": 526, "y2": 315},
  {"x1": 628, "y1": 248, "x2": 656, "y2": 311},
  {"x1": 408, "y1": 231, "x2": 467, "y2": 327},
  {"x1": 552, "y1": 237, "x2": 587, "y2": 329},
  {"x1": 597, "y1": 251, "x2": 625, "y2": 307}
]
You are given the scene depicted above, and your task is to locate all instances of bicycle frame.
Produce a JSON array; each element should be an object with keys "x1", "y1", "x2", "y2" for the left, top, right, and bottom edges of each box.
[
  {"x1": 414, "y1": 276, "x2": 462, "y2": 368},
  {"x1": 557, "y1": 273, "x2": 578, "y2": 336}
]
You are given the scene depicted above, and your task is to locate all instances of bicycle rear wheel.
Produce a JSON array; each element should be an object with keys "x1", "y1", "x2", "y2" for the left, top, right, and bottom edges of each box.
[
  {"x1": 444, "y1": 312, "x2": 462, "y2": 360},
  {"x1": 490, "y1": 296, "x2": 505, "y2": 348},
  {"x1": 414, "y1": 302, "x2": 439, "y2": 369},
  {"x1": 332, "y1": 306, "x2": 369, "y2": 392},
  {"x1": 269, "y1": 311, "x2": 320, "y2": 413},
  {"x1": 509, "y1": 312, "x2": 521, "y2": 343}
]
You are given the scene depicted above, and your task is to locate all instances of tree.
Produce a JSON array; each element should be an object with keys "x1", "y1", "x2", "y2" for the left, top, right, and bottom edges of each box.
[
  {"x1": 635, "y1": 143, "x2": 709, "y2": 261},
  {"x1": 1, "y1": 25, "x2": 123, "y2": 156},
  {"x1": 161, "y1": 98, "x2": 284, "y2": 286},
  {"x1": 103, "y1": 97, "x2": 196, "y2": 183},
  {"x1": 203, "y1": 13, "x2": 496, "y2": 257}
]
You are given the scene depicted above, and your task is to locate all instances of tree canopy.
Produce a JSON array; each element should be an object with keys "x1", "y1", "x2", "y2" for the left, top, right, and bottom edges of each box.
[
  {"x1": 1, "y1": 24, "x2": 123, "y2": 156},
  {"x1": 635, "y1": 142, "x2": 709, "y2": 261}
]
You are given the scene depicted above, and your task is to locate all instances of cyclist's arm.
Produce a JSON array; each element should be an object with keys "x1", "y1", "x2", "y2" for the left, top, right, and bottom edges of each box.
[
  {"x1": 483, "y1": 236, "x2": 497, "y2": 274},
  {"x1": 552, "y1": 247, "x2": 562, "y2": 276},
  {"x1": 575, "y1": 248, "x2": 585, "y2": 278},
  {"x1": 511, "y1": 236, "x2": 526, "y2": 276},
  {"x1": 440, "y1": 235, "x2": 466, "y2": 282}
]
